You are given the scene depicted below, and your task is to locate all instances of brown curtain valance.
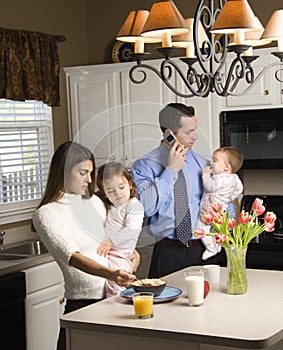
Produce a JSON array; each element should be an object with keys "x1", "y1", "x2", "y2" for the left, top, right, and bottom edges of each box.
[{"x1": 0, "y1": 28, "x2": 64, "y2": 107}]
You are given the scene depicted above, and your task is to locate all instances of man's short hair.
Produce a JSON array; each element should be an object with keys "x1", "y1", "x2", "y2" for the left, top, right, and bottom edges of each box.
[{"x1": 159, "y1": 103, "x2": 195, "y2": 133}]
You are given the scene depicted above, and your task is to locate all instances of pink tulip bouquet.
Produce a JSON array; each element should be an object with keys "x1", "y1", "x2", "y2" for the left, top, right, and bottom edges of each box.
[
  {"x1": 194, "y1": 198, "x2": 277, "y2": 294},
  {"x1": 194, "y1": 198, "x2": 277, "y2": 249}
]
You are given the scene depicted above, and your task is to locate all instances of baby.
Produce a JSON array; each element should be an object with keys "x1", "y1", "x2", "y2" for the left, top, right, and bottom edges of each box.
[{"x1": 197, "y1": 146, "x2": 244, "y2": 260}]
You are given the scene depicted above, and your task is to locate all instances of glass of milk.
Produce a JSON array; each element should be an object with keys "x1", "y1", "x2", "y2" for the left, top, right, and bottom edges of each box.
[
  {"x1": 203, "y1": 264, "x2": 220, "y2": 284},
  {"x1": 184, "y1": 267, "x2": 205, "y2": 307}
]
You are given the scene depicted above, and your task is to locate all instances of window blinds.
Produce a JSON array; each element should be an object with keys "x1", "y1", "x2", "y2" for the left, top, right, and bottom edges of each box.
[{"x1": 0, "y1": 100, "x2": 53, "y2": 205}]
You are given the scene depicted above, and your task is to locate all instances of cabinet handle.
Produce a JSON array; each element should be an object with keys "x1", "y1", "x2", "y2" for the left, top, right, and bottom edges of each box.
[
  {"x1": 123, "y1": 155, "x2": 128, "y2": 161},
  {"x1": 264, "y1": 90, "x2": 270, "y2": 95},
  {"x1": 110, "y1": 155, "x2": 115, "y2": 161},
  {"x1": 59, "y1": 297, "x2": 65, "y2": 304},
  {"x1": 281, "y1": 89, "x2": 283, "y2": 94}
]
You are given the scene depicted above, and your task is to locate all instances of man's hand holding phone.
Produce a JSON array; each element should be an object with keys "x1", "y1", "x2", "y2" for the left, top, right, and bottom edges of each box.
[
  {"x1": 163, "y1": 129, "x2": 187, "y2": 172},
  {"x1": 163, "y1": 129, "x2": 180, "y2": 148}
]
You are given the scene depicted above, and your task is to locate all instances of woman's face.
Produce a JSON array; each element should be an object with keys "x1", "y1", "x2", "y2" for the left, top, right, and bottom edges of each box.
[
  {"x1": 103, "y1": 175, "x2": 131, "y2": 207},
  {"x1": 65, "y1": 160, "x2": 93, "y2": 194}
]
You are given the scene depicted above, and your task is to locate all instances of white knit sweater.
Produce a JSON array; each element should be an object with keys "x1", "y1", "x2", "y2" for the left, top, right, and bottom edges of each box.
[{"x1": 32, "y1": 193, "x2": 108, "y2": 300}]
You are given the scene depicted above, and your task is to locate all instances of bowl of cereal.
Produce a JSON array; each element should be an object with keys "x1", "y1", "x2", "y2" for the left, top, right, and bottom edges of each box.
[{"x1": 132, "y1": 278, "x2": 167, "y2": 296}]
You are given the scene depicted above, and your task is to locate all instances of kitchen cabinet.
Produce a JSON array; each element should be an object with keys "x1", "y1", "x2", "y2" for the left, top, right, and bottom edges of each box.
[
  {"x1": 64, "y1": 60, "x2": 176, "y2": 168},
  {"x1": 65, "y1": 48, "x2": 283, "y2": 168},
  {"x1": 223, "y1": 47, "x2": 283, "y2": 109},
  {"x1": 64, "y1": 58, "x2": 217, "y2": 168},
  {"x1": 23, "y1": 261, "x2": 65, "y2": 350}
]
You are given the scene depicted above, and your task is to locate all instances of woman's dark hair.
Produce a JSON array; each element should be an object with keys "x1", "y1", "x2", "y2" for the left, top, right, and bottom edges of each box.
[
  {"x1": 159, "y1": 103, "x2": 195, "y2": 133},
  {"x1": 37, "y1": 141, "x2": 96, "y2": 210},
  {"x1": 96, "y1": 162, "x2": 136, "y2": 210}
]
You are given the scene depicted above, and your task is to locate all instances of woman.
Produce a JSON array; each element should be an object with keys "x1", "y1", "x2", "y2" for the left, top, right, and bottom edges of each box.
[{"x1": 32, "y1": 141, "x2": 138, "y2": 350}]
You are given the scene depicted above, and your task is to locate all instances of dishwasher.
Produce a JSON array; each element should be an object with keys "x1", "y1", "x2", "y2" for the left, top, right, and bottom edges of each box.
[{"x1": 0, "y1": 271, "x2": 26, "y2": 350}]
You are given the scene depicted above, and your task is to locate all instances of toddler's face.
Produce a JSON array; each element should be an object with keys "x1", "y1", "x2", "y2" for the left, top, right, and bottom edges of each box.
[{"x1": 103, "y1": 175, "x2": 131, "y2": 207}]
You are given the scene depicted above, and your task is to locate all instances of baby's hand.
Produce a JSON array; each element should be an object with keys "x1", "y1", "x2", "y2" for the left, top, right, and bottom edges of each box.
[
  {"x1": 202, "y1": 166, "x2": 211, "y2": 174},
  {"x1": 96, "y1": 239, "x2": 113, "y2": 257}
]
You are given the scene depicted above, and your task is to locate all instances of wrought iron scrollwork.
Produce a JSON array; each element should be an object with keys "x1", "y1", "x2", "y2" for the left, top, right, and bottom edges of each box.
[{"x1": 128, "y1": 0, "x2": 283, "y2": 98}]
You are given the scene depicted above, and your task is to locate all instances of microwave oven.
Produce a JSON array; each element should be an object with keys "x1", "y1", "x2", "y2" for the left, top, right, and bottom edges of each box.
[{"x1": 220, "y1": 108, "x2": 283, "y2": 169}]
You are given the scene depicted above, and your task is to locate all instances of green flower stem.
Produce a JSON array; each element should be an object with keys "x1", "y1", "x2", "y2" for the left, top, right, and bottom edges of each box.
[{"x1": 225, "y1": 246, "x2": 247, "y2": 295}]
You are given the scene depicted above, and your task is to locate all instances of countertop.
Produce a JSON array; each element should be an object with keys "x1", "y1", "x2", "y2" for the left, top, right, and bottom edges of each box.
[
  {"x1": 61, "y1": 267, "x2": 283, "y2": 349},
  {"x1": 0, "y1": 253, "x2": 54, "y2": 276}
]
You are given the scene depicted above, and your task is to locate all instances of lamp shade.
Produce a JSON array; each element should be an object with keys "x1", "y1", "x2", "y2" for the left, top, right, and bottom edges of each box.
[
  {"x1": 116, "y1": 10, "x2": 160, "y2": 43},
  {"x1": 244, "y1": 17, "x2": 271, "y2": 46},
  {"x1": 260, "y1": 10, "x2": 283, "y2": 40},
  {"x1": 172, "y1": 18, "x2": 207, "y2": 47},
  {"x1": 229, "y1": 17, "x2": 272, "y2": 47},
  {"x1": 211, "y1": 0, "x2": 259, "y2": 34},
  {"x1": 141, "y1": 0, "x2": 189, "y2": 38}
]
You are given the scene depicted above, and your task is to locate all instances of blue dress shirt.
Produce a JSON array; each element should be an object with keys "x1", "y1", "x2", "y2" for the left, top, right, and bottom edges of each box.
[{"x1": 131, "y1": 142, "x2": 209, "y2": 240}]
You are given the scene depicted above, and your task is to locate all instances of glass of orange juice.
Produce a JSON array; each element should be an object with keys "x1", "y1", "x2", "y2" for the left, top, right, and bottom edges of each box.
[{"x1": 132, "y1": 292, "x2": 154, "y2": 319}]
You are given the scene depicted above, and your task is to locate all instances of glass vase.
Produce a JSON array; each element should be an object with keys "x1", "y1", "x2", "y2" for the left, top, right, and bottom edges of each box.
[{"x1": 224, "y1": 246, "x2": 247, "y2": 295}]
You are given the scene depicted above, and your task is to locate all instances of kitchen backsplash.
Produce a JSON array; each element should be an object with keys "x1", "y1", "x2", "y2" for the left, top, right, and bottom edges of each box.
[
  {"x1": 1, "y1": 222, "x2": 38, "y2": 245},
  {"x1": 242, "y1": 169, "x2": 283, "y2": 195}
]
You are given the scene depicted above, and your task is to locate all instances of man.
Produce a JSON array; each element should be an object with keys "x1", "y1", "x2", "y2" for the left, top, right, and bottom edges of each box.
[{"x1": 131, "y1": 103, "x2": 210, "y2": 278}]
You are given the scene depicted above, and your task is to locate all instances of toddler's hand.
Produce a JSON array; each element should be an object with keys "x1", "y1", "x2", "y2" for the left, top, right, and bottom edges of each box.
[{"x1": 96, "y1": 240, "x2": 113, "y2": 257}]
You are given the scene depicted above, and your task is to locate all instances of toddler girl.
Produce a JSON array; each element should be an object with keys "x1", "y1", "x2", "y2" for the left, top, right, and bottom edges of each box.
[{"x1": 96, "y1": 162, "x2": 144, "y2": 297}]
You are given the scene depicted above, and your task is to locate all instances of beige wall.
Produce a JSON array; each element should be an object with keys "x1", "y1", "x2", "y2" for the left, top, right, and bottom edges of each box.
[
  {"x1": 0, "y1": 0, "x2": 90, "y2": 149},
  {"x1": 85, "y1": 0, "x2": 283, "y2": 64}
]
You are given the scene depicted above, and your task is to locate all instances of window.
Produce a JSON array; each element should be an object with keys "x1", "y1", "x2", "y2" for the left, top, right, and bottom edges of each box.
[{"x1": 0, "y1": 99, "x2": 54, "y2": 224}]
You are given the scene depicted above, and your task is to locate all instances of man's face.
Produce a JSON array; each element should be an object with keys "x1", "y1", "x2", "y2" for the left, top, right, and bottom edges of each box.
[{"x1": 175, "y1": 115, "x2": 198, "y2": 150}]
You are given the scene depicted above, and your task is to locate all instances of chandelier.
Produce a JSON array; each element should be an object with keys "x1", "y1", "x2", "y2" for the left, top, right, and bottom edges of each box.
[{"x1": 115, "y1": 0, "x2": 283, "y2": 98}]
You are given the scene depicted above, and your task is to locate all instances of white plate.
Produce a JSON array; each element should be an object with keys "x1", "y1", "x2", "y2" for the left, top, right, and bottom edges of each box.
[{"x1": 120, "y1": 286, "x2": 182, "y2": 303}]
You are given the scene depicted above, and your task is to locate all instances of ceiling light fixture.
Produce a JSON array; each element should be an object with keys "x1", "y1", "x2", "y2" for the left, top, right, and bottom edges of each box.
[{"x1": 116, "y1": 0, "x2": 283, "y2": 98}]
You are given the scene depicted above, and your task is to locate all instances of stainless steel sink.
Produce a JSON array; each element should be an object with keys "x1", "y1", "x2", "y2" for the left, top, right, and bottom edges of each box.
[{"x1": 0, "y1": 240, "x2": 49, "y2": 261}]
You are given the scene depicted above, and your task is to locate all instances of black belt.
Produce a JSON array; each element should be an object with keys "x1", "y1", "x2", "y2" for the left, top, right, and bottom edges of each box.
[{"x1": 158, "y1": 237, "x2": 202, "y2": 247}]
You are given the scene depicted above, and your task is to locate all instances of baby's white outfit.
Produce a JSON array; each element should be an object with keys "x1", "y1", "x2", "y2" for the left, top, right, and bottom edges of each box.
[{"x1": 198, "y1": 172, "x2": 243, "y2": 260}]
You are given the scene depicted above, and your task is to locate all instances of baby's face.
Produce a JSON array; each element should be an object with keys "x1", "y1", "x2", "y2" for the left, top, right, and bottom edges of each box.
[{"x1": 211, "y1": 151, "x2": 230, "y2": 175}]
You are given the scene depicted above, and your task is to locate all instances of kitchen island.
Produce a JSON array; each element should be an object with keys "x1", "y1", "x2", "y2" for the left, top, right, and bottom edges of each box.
[{"x1": 61, "y1": 268, "x2": 283, "y2": 350}]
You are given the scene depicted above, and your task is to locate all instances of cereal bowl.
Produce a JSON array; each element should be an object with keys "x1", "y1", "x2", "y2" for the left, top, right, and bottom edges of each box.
[{"x1": 132, "y1": 278, "x2": 167, "y2": 296}]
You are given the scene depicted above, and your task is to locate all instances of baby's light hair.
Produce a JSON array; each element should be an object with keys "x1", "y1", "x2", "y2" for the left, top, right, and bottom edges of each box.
[{"x1": 215, "y1": 146, "x2": 244, "y2": 173}]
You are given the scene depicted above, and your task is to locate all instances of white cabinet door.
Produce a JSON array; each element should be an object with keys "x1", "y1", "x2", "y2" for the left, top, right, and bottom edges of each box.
[
  {"x1": 66, "y1": 69, "x2": 123, "y2": 167},
  {"x1": 120, "y1": 61, "x2": 175, "y2": 167},
  {"x1": 25, "y1": 283, "x2": 65, "y2": 350},
  {"x1": 225, "y1": 49, "x2": 280, "y2": 108},
  {"x1": 65, "y1": 61, "x2": 176, "y2": 168},
  {"x1": 24, "y1": 261, "x2": 65, "y2": 350}
]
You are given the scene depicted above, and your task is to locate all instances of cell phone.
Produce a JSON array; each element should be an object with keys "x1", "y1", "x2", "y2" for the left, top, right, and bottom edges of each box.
[{"x1": 163, "y1": 129, "x2": 180, "y2": 147}]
